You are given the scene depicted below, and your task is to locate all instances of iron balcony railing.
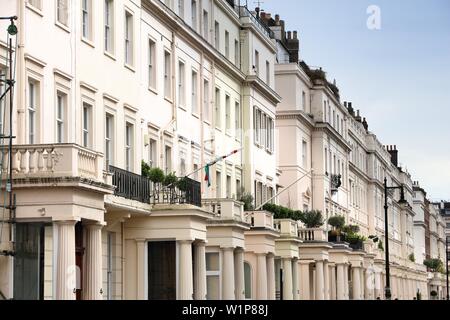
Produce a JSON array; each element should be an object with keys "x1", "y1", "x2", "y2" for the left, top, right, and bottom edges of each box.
[
  {"x1": 109, "y1": 166, "x2": 202, "y2": 207},
  {"x1": 110, "y1": 166, "x2": 152, "y2": 204},
  {"x1": 237, "y1": 6, "x2": 274, "y2": 39}
]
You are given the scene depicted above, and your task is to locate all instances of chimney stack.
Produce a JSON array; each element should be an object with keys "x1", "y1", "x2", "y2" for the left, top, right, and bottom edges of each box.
[
  {"x1": 285, "y1": 30, "x2": 299, "y2": 63},
  {"x1": 355, "y1": 110, "x2": 362, "y2": 122},
  {"x1": 387, "y1": 145, "x2": 399, "y2": 167},
  {"x1": 347, "y1": 102, "x2": 354, "y2": 116}
]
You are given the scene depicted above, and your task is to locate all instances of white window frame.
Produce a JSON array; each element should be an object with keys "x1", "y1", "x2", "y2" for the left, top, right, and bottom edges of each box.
[
  {"x1": 215, "y1": 88, "x2": 221, "y2": 129},
  {"x1": 125, "y1": 121, "x2": 134, "y2": 171},
  {"x1": 56, "y1": 0, "x2": 69, "y2": 27},
  {"x1": 164, "y1": 50, "x2": 172, "y2": 99},
  {"x1": 28, "y1": 80, "x2": 39, "y2": 144},
  {"x1": 105, "y1": 113, "x2": 114, "y2": 168},
  {"x1": 56, "y1": 91, "x2": 66, "y2": 143},
  {"x1": 82, "y1": 102, "x2": 92, "y2": 148},
  {"x1": 148, "y1": 38, "x2": 156, "y2": 90},
  {"x1": 225, "y1": 94, "x2": 231, "y2": 134},
  {"x1": 191, "y1": 70, "x2": 198, "y2": 115},
  {"x1": 205, "y1": 251, "x2": 221, "y2": 300},
  {"x1": 178, "y1": 60, "x2": 186, "y2": 108},
  {"x1": 104, "y1": 0, "x2": 114, "y2": 54},
  {"x1": 82, "y1": 0, "x2": 92, "y2": 41},
  {"x1": 124, "y1": 9, "x2": 134, "y2": 66}
]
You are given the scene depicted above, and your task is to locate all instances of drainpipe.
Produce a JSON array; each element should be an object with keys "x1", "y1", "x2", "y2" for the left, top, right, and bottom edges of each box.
[
  {"x1": 16, "y1": 0, "x2": 25, "y2": 144},
  {"x1": 200, "y1": 52, "x2": 205, "y2": 193}
]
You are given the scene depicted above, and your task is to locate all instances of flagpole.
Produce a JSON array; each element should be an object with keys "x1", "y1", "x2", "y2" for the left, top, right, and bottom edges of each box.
[
  {"x1": 184, "y1": 148, "x2": 243, "y2": 180},
  {"x1": 254, "y1": 169, "x2": 314, "y2": 211}
]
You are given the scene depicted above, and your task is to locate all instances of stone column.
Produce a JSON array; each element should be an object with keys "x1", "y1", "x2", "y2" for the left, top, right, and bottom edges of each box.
[
  {"x1": 83, "y1": 223, "x2": 103, "y2": 300},
  {"x1": 298, "y1": 261, "x2": 310, "y2": 300},
  {"x1": 330, "y1": 264, "x2": 337, "y2": 300},
  {"x1": 194, "y1": 241, "x2": 207, "y2": 300},
  {"x1": 136, "y1": 239, "x2": 146, "y2": 300},
  {"x1": 374, "y1": 271, "x2": 382, "y2": 299},
  {"x1": 234, "y1": 249, "x2": 245, "y2": 300},
  {"x1": 323, "y1": 261, "x2": 330, "y2": 300},
  {"x1": 336, "y1": 263, "x2": 345, "y2": 300},
  {"x1": 282, "y1": 258, "x2": 293, "y2": 300},
  {"x1": 222, "y1": 247, "x2": 236, "y2": 300},
  {"x1": 315, "y1": 260, "x2": 325, "y2": 300},
  {"x1": 55, "y1": 221, "x2": 77, "y2": 300},
  {"x1": 267, "y1": 254, "x2": 276, "y2": 300},
  {"x1": 352, "y1": 266, "x2": 362, "y2": 300},
  {"x1": 364, "y1": 269, "x2": 373, "y2": 300},
  {"x1": 360, "y1": 267, "x2": 365, "y2": 299},
  {"x1": 391, "y1": 275, "x2": 397, "y2": 299},
  {"x1": 179, "y1": 240, "x2": 194, "y2": 300},
  {"x1": 292, "y1": 259, "x2": 299, "y2": 300},
  {"x1": 344, "y1": 264, "x2": 349, "y2": 300},
  {"x1": 256, "y1": 253, "x2": 268, "y2": 300}
]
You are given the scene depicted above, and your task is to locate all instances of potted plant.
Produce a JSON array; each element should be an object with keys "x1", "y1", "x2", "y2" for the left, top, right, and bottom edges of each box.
[
  {"x1": 141, "y1": 160, "x2": 152, "y2": 178},
  {"x1": 163, "y1": 172, "x2": 178, "y2": 189},
  {"x1": 148, "y1": 167, "x2": 165, "y2": 184},
  {"x1": 328, "y1": 215, "x2": 345, "y2": 242},
  {"x1": 176, "y1": 177, "x2": 189, "y2": 192},
  {"x1": 408, "y1": 253, "x2": 415, "y2": 262},
  {"x1": 237, "y1": 189, "x2": 254, "y2": 211},
  {"x1": 298, "y1": 210, "x2": 324, "y2": 228},
  {"x1": 378, "y1": 240, "x2": 384, "y2": 251}
]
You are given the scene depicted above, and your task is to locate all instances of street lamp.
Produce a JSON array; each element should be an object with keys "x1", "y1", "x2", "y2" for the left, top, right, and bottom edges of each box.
[
  {"x1": 383, "y1": 177, "x2": 407, "y2": 300},
  {"x1": 446, "y1": 236, "x2": 449, "y2": 300}
]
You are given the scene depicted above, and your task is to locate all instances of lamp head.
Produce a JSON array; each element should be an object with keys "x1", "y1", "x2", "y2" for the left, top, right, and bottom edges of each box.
[{"x1": 7, "y1": 19, "x2": 17, "y2": 36}]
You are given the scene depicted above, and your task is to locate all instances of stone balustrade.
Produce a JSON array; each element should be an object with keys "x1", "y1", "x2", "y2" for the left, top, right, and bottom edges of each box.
[
  {"x1": 245, "y1": 210, "x2": 275, "y2": 229},
  {"x1": 0, "y1": 143, "x2": 104, "y2": 182},
  {"x1": 298, "y1": 228, "x2": 327, "y2": 242},
  {"x1": 202, "y1": 198, "x2": 245, "y2": 221},
  {"x1": 274, "y1": 219, "x2": 298, "y2": 237}
]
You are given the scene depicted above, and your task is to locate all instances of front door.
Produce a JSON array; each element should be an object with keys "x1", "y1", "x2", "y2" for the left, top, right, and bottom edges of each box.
[
  {"x1": 147, "y1": 241, "x2": 176, "y2": 300},
  {"x1": 75, "y1": 222, "x2": 84, "y2": 300}
]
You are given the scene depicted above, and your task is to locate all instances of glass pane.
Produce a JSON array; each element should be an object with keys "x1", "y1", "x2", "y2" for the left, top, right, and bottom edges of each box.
[
  {"x1": 14, "y1": 223, "x2": 43, "y2": 300},
  {"x1": 244, "y1": 263, "x2": 252, "y2": 299},
  {"x1": 206, "y1": 275, "x2": 220, "y2": 300},
  {"x1": 206, "y1": 252, "x2": 219, "y2": 271}
]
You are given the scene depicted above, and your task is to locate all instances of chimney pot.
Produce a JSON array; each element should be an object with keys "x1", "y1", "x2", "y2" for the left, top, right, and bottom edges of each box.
[
  {"x1": 275, "y1": 14, "x2": 280, "y2": 21},
  {"x1": 287, "y1": 31, "x2": 292, "y2": 39},
  {"x1": 293, "y1": 31, "x2": 298, "y2": 39}
]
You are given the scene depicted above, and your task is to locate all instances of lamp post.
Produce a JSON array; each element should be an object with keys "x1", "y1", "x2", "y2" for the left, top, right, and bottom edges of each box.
[
  {"x1": 383, "y1": 177, "x2": 407, "y2": 300},
  {"x1": 446, "y1": 236, "x2": 449, "y2": 300}
]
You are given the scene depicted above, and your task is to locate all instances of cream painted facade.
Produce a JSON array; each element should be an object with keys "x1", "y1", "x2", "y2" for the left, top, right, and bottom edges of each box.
[{"x1": 0, "y1": 1, "x2": 444, "y2": 301}]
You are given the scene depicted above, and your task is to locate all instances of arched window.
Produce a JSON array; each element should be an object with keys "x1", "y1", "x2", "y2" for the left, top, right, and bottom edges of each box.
[{"x1": 244, "y1": 262, "x2": 252, "y2": 299}]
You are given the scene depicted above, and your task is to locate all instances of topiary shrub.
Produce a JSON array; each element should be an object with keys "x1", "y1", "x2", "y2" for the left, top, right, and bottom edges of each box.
[
  {"x1": 148, "y1": 167, "x2": 165, "y2": 183},
  {"x1": 408, "y1": 253, "x2": 415, "y2": 262},
  {"x1": 163, "y1": 172, "x2": 178, "y2": 188},
  {"x1": 237, "y1": 189, "x2": 254, "y2": 211},
  {"x1": 141, "y1": 160, "x2": 152, "y2": 178},
  {"x1": 342, "y1": 224, "x2": 360, "y2": 234},
  {"x1": 328, "y1": 215, "x2": 345, "y2": 232},
  {"x1": 299, "y1": 210, "x2": 324, "y2": 228}
]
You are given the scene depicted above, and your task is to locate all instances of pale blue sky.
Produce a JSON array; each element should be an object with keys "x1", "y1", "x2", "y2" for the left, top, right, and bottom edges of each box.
[{"x1": 258, "y1": 0, "x2": 450, "y2": 200}]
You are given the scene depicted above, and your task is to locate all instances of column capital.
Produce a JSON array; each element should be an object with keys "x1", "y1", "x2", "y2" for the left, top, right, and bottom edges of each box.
[
  {"x1": 84, "y1": 221, "x2": 106, "y2": 229},
  {"x1": 221, "y1": 247, "x2": 236, "y2": 252},
  {"x1": 54, "y1": 220, "x2": 78, "y2": 226},
  {"x1": 179, "y1": 240, "x2": 194, "y2": 245}
]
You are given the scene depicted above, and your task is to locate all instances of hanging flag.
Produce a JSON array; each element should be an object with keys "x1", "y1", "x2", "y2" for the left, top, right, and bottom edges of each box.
[
  {"x1": 204, "y1": 164, "x2": 211, "y2": 187},
  {"x1": 203, "y1": 148, "x2": 242, "y2": 188}
]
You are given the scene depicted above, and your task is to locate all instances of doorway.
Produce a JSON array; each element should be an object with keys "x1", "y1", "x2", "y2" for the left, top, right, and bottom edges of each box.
[
  {"x1": 147, "y1": 241, "x2": 176, "y2": 300},
  {"x1": 75, "y1": 222, "x2": 84, "y2": 300}
]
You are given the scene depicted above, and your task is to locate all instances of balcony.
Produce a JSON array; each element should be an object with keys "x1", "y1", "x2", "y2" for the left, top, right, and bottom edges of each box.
[
  {"x1": 1, "y1": 143, "x2": 104, "y2": 182},
  {"x1": 109, "y1": 166, "x2": 201, "y2": 207},
  {"x1": 274, "y1": 219, "x2": 299, "y2": 237},
  {"x1": 245, "y1": 210, "x2": 275, "y2": 229},
  {"x1": 237, "y1": 6, "x2": 274, "y2": 39},
  {"x1": 202, "y1": 198, "x2": 244, "y2": 221},
  {"x1": 298, "y1": 228, "x2": 327, "y2": 242}
]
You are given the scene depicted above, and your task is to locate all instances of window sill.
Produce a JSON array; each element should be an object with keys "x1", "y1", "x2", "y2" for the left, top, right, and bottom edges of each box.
[
  {"x1": 81, "y1": 37, "x2": 95, "y2": 48},
  {"x1": 178, "y1": 105, "x2": 187, "y2": 112},
  {"x1": 215, "y1": 127, "x2": 222, "y2": 132},
  {"x1": 164, "y1": 97, "x2": 173, "y2": 104},
  {"x1": 225, "y1": 131, "x2": 232, "y2": 138},
  {"x1": 148, "y1": 86, "x2": 158, "y2": 95},
  {"x1": 26, "y1": 3, "x2": 43, "y2": 17},
  {"x1": 55, "y1": 21, "x2": 70, "y2": 33},
  {"x1": 104, "y1": 51, "x2": 116, "y2": 61},
  {"x1": 191, "y1": 113, "x2": 200, "y2": 119},
  {"x1": 124, "y1": 63, "x2": 136, "y2": 73},
  {"x1": 203, "y1": 120, "x2": 211, "y2": 126}
]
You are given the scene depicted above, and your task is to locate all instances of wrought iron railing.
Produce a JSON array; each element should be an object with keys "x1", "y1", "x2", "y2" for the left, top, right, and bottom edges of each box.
[
  {"x1": 109, "y1": 166, "x2": 201, "y2": 207},
  {"x1": 237, "y1": 6, "x2": 274, "y2": 39},
  {"x1": 110, "y1": 166, "x2": 152, "y2": 204}
]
